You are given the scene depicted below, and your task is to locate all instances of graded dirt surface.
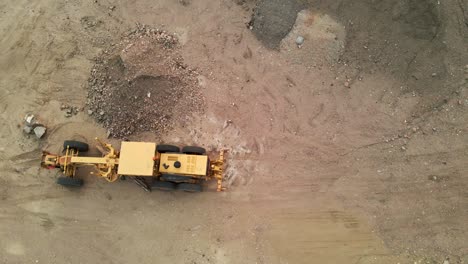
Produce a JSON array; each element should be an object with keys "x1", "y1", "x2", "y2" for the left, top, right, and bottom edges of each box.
[{"x1": 0, "y1": 0, "x2": 467, "y2": 264}]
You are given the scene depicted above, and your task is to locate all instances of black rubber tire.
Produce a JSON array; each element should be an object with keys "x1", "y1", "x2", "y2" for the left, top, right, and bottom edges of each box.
[
  {"x1": 157, "y1": 144, "x2": 180, "y2": 153},
  {"x1": 63, "y1": 140, "x2": 89, "y2": 152},
  {"x1": 161, "y1": 174, "x2": 192, "y2": 183},
  {"x1": 152, "y1": 181, "x2": 176, "y2": 191},
  {"x1": 177, "y1": 183, "x2": 203, "y2": 192},
  {"x1": 182, "y1": 146, "x2": 206, "y2": 155},
  {"x1": 56, "y1": 176, "x2": 83, "y2": 187}
]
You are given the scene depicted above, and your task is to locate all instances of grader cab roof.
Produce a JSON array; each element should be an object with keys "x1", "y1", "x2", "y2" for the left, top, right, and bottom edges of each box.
[{"x1": 117, "y1": 141, "x2": 156, "y2": 176}]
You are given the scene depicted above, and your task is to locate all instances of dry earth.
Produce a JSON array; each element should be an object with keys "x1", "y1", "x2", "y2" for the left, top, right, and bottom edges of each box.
[{"x1": 0, "y1": 0, "x2": 467, "y2": 264}]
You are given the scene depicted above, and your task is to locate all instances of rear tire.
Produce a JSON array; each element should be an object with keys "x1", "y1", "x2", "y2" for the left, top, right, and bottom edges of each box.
[
  {"x1": 56, "y1": 176, "x2": 83, "y2": 187},
  {"x1": 63, "y1": 140, "x2": 89, "y2": 152},
  {"x1": 182, "y1": 146, "x2": 206, "y2": 155},
  {"x1": 177, "y1": 183, "x2": 203, "y2": 192},
  {"x1": 161, "y1": 174, "x2": 193, "y2": 183},
  {"x1": 157, "y1": 144, "x2": 180, "y2": 153},
  {"x1": 152, "y1": 181, "x2": 176, "y2": 191}
]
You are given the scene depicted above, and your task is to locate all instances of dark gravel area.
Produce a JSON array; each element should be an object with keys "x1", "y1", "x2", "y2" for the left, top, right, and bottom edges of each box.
[{"x1": 250, "y1": 0, "x2": 305, "y2": 49}]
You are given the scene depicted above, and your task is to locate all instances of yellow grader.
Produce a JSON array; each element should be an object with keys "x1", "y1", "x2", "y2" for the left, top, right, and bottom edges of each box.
[{"x1": 41, "y1": 139, "x2": 226, "y2": 192}]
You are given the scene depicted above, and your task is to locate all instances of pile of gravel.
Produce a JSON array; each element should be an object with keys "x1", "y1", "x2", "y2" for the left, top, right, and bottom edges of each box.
[{"x1": 87, "y1": 24, "x2": 204, "y2": 138}]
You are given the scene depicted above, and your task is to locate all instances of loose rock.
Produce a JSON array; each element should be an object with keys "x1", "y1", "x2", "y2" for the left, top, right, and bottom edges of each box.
[
  {"x1": 23, "y1": 126, "x2": 32, "y2": 134},
  {"x1": 24, "y1": 114, "x2": 35, "y2": 125},
  {"x1": 295, "y1": 36, "x2": 304, "y2": 45},
  {"x1": 33, "y1": 126, "x2": 47, "y2": 139}
]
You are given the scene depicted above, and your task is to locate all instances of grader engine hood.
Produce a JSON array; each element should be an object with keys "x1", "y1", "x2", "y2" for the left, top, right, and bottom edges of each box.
[{"x1": 159, "y1": 153, "x2": 208, "y2": 177}]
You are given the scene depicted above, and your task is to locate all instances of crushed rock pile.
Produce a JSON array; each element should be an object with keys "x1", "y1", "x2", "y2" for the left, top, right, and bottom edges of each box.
[{"x1": 87, "y1": 24, "x2": 204, "y2": 138}]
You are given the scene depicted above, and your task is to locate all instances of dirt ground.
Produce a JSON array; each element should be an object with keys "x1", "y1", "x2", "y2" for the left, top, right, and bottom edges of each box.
[{"x1": 0, "y1": 0, "x2": 467, "y2": 263}]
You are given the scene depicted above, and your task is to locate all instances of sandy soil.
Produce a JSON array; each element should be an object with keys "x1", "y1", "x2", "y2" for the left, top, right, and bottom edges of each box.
[{"x1": 0, "y1": 0, "x2": 466, "y2": 264}]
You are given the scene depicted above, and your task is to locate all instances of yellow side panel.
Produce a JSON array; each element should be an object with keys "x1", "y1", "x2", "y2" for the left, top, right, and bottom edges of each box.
[
  {"x1": 159, "y1": 153, "x2": 208, "y2": 176},
  {"x1": 118, "y1": 142, "x2": 156, "y2": 176}
]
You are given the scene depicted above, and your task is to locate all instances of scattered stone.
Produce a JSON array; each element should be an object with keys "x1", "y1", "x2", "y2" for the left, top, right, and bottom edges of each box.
[
  {"x1": 295, "y1": 36, "x2": 304, "y2": 45},
  {"x1": 24, "y1": 114, "x2": 35, "y2": 125},
  {"x1": 401, "y1": 146, "x2": 406, "y2": 151},
  {"x1": 65, "y1": 108, "x2": 73, "y2": 117},
  {"x1": 344, "y1": 81, "x2": 350, "y2": 88},
  {"x1": 179, "y1": 0, "x2": 190, "y2": 6},
  {"x1": 33, "y1": 126, "x2": 47, "y2": 139},
  {"x1": 107, "y1": 130, "x2": 112, "y2": 138},
  {"x1": 23, "y1": 113, "x2": 48, "y2": 139},
  {"x1": 87, "y1": 110, "x2": 94, "y2": 115},
  {"x1": 431, "y1": 72, "x2": 437, "y2": 77},
  {"x1": 109, "y1": 5, "x2": 116, "y2": 11},
  {"x1": 23, "y1": 126, "x2": 33, "y2": 134},
  {"x1": 60, "y1": 105, "x2": 80, "y2": 116},
  {"x1": 99, "y1": 111, "x2": 105, "y2": 116},
  {"x1": 222, "y1": 119, "x2": 233, "y2": 130}
]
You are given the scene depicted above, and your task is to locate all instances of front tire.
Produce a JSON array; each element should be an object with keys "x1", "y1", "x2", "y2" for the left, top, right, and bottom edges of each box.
[{"x1": 63, "y1": 140, "x2": 89, "y2": 152}]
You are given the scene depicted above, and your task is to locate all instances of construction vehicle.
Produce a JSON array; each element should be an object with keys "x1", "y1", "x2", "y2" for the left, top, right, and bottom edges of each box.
[{"x1": 41, "y1": 139, "x2": 226, "y2": 192}]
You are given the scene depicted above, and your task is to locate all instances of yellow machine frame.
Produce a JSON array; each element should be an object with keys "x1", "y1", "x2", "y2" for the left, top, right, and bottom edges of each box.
[{"x1": 41, "y1": 138, "x2": 226, "y2": 191}]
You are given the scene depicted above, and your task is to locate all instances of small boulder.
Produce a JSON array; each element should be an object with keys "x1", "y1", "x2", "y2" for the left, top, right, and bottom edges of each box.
[
  {"x1": 24, "y1": 114, "x2": 36, "y2": 125},
  {"x1": 295, "y1": 36, "x2": 304, "y2": 45},
  {"x1": 23, "y1": 126, "x2": 33, "y2": 134},
  {"x1": 33, "y1": 126, "x2": 47, "y2": 139}
]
